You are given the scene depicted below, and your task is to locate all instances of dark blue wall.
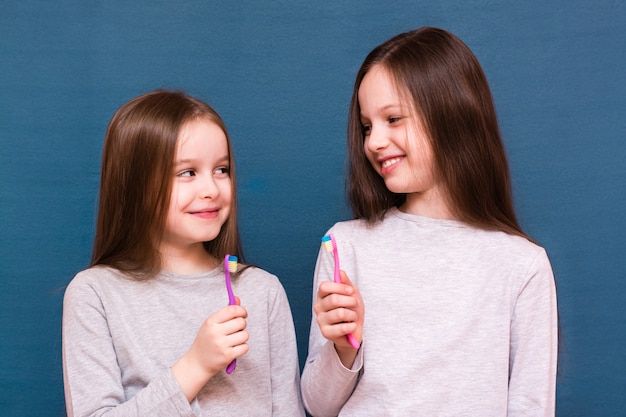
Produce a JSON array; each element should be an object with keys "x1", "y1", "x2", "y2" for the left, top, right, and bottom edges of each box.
[{"x1": 1, "y1": 1, "x2": 624, "y2": 415}]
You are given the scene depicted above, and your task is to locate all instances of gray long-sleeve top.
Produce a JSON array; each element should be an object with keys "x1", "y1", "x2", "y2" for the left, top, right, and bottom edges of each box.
[
  {"x1": 63, "y1": 265, "x2": 304, "y2": 416},
  {"x1": 301, "y1": 208, "x2": 558, "y2": 416}
]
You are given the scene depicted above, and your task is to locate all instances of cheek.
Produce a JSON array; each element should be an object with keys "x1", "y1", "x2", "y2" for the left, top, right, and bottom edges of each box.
[
  {"x1": 406, "y1": 134, "x2": 435, "y2": 173},
  {"x1": 163, "y1": 207, "x2": 177, "y2": 235},
  {"x1": 165, "y1": 184, "x2": 188, "y2": 219},
  {"x1": 363, "y1": 142, "x2": 378, "y2": 170},
  {"x1": 220, "y1": 187, "x2": 233, "y2": 222},
  {"x1": 168, "y1": 186, "x2": 185, "y2": 209},
  {"x1": 221, "y1": 181, "x2": 233, "y2": 206},
  {"x1": 165, "y1": 195, "x2": 179, "y2": 226},
  {"x1": 421, "y1": 148, "x2": 437, "y2": 177}
]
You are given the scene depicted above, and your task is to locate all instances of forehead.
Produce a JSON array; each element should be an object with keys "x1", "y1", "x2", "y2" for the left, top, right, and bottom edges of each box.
[
  {"x1": 358, "y1": 65, "x2": 412, "y2": 112},
  {"x1": 176, "y1": 118, "x2": 228, "y2": 156}
]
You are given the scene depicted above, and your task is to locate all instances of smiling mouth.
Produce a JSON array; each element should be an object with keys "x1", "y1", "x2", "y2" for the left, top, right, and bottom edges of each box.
[
  {"x1": 191, "y1": 209, "x2": 219, "y2": 219},
  {"x1": 381, "y1": 157, "x2": 402, "y2": 169}
]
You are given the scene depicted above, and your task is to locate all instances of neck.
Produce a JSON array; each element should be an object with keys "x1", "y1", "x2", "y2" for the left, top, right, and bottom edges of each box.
[
  {"x1": 159, "y1": 242, "x2": 219, "y2": 275},
  {"x1": 400, "y1": 188, "x2": 456, "y2": 220}
]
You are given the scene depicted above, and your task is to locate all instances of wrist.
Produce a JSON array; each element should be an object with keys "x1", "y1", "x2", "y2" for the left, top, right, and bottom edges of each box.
[
  {"x1": 335, "y1": 342, "x2": 360, "y2": 369},
  {"x1": 171, "y1": 352, "x2": 214, "y2": 402}
]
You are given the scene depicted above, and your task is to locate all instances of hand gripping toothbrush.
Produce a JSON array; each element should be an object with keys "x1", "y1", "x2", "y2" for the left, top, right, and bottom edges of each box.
[
  {"x1": 321, "y1": 234, "x2": 360, "y2": 349},
  {"x1": 224, "y1": 254, "x2": 238, "y2": 374}
]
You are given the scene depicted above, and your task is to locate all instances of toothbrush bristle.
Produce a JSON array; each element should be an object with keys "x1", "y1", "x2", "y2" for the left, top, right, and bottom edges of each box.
[
  {"x1": 321, "y1": 235, "x2": 334, "y2": 252},
  {"x1": 227, "y1": 255, "x2": 238, "y2": 273}
]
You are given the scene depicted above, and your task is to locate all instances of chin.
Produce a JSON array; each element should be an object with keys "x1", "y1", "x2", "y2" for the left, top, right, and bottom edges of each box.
[
  {"x1": 383, "y1": 181, "x2": 410, "y2": 194},
  {"x1": 203, "y1": 233, "x2": 221, "y2": 243}
]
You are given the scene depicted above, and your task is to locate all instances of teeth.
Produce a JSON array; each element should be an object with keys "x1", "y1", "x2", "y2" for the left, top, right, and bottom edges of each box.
[{"x1": 382, "y1": 157, "x2": 401, "y2": 169}]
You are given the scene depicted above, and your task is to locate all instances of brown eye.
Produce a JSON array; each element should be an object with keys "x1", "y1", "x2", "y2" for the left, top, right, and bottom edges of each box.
[
  {"x1": 214, "y1": 167, "x2": 230, "y2": 176},
  {"x1": 178, "y1": 169, "x2": 196, "y2": 177}
]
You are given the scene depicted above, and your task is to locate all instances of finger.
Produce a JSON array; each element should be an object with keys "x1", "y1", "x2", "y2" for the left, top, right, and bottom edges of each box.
[
  {"x1": 315, "y1": 299, "x2": 358, "y2": 324},
  {"x1": 226, "y1": 328, "x2": 249, "y2": 346},
  {"x1": 229, "y1": 341, "x2": 249, "y2": 359},
  {"x1": 221, "y1": 317, "x2": 247, "y2": 336},
  {"x1": 224, "y1": 304, "x2": 248, "y2": 319},
  {"x1": 320, "y1": 305, "x2": 358, "y2": 325},
  {"x1": 224, "y1": 330, "x2": 249, "y2": 362},
  {"x1": 319, "y1": 321, "x2": 358, "y2": 341},
  {"x1": 318, "y1": 291, "x2": 358, "y2": 311},
  {"x1": 314, "y1": 287, "x2": 360, "y2": 320},
  {"x1": 209, "y1": 306, "x2": 248, "y2": 327},
  {"x1": 317, "y1": 281, "x2": 353, "y2": 300},
  {"x1": 340, "y1": 270, "x2": 363, "y2": 308}
]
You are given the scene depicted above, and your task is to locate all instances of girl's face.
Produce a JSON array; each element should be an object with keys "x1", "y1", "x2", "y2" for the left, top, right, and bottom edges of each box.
[
  {"x1": 161, "y1": 118, "x2": 232, "y2": 256},
  {"x1": 359, "y1": 64, "x2": 452, "y2": 218}
]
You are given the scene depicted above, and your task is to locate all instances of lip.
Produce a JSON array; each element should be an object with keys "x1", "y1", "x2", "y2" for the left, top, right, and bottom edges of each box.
[
  {"x1": 378, "y1": 155, "x2": 404, "y2": 175},
  {"x1": 189, "y1": 208, "x2": 220, "y2": 219}
]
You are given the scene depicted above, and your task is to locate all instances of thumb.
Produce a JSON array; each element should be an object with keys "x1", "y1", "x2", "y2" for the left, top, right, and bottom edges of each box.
[
  {"x1": 339, "y1": 270, "x2": 353, "y2": 286},
  {"x1": 340, "y1": 270, "x2": 358, "y2": 296},
  {"x1": 235, "y1": 296, "x2": 241, "y2": 306}
]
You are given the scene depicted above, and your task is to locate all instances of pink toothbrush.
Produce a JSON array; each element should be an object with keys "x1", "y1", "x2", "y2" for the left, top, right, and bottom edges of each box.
[
  {"x1": 224, "y1": 254, "x2": 238, "y2": 374},
  {"x1": 321, "y1": 234, "x2": 360, "y2": 349}
]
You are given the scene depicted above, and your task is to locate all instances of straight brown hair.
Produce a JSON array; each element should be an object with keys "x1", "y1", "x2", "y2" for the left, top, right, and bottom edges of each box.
[
  {"x1": 91, "y1": 89, "x2": 243, "y2": 279},
  {"x1": 348, "y1": 27, "x2": 530, "y2": 240}
]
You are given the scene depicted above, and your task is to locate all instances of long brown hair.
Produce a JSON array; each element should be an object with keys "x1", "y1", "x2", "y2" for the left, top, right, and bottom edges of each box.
[
  {"x1": 348, "y1": 27, "x2": 530, "y2": 240},
  {"x1": 91, "y1": 89, "x2": 243, "y2": 279}
]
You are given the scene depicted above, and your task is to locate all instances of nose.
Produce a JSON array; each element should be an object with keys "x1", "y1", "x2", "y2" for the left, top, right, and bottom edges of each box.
[
  {"x1": 364, "y1": 124, "x2": 388, "y2": 153},
  {"x1": 199, "y1": 174, "x2": 219, "y2": 199}
]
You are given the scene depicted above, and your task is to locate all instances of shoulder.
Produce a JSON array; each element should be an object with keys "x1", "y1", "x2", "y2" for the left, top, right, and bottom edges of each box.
[
  {"x1": 482, "y1": 230, "x2": 549, "y2": 262},
  {"x1": 237, "y1": 266, "x2": 286, "y2": 296},
  {"x1": 64, "y1": 266, "x2": 130, "y2": 305},
  {"x1": 238, "y1": 264, "x2": 279, "y2": 282},
  {"x1": 66, "y1": 266, "x2": 106, "y2": 293},
  {"x1": 236, "y1": 266, "x2": 293, "y2": 312},
  {"x1": 67, "y1": 266, "x2": 128, "y2": 289},
  {"x1": 475, "y1": 230, "x2": 554, "y2": 286},
  {"x1": 325, "y1": 217, "x2": 376, "y2": 239}
]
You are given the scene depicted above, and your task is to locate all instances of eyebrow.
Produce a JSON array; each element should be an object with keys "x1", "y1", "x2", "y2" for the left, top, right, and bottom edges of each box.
[
  {"x1": 378, "y1": 104, "x2": 406, "y2": 112},
  {"x1": 173, "y1": 155, "x2": 229, "y2": 167},
  {"x1": 361, "y1": 104, "x2": 405, "y2": 117}
]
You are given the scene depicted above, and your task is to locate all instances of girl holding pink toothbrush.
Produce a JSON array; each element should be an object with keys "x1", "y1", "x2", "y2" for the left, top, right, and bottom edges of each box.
[
  {"x1": 62, "y1": 90, "x2": 304, "y2": 416},
  {"x1": 302, "y1": 27, "x2": 558, "y2": 416}
]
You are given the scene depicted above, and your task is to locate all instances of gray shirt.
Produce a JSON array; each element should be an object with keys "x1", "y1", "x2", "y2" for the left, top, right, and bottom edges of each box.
[
  {"x1": 63, "y1": 265, "x2": 304, "y2": 416},
  {"x1": 301, "y1": 208, "x2": 557, "y2": 416}
]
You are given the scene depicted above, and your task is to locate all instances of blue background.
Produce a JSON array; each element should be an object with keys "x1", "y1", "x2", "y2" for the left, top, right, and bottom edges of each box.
[{"x1": 1, "y1": 1, "x2": 624, "y2": 415}]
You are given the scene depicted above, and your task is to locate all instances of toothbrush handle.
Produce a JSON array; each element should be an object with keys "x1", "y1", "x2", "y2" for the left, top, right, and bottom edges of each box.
[
  {"x1": 226, "y1": 359, "x2": 236, "y2": 374},
  {"x1": 225, "y1": 256, "x2": 237, "y2": 305},
  {"x1": 224, "y1": 255, "x2": 238, "y2": 373},
  {"x1": 331, "y1": 236, "x2": 341, "y2": 284},
  {"x1": 330, "y1": 235, "x2": 360, "y2": 350},
  {"x1": 346, "y1": 333, "x2": 360, "y2": 350}
]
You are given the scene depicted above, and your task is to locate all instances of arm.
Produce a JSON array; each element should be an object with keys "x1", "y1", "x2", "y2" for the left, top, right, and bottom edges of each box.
[
  {"x1": 62, "y1": 276, "x2": 195, "y2": 417},
  {"x1": 508, "y1": 250, "x2": 558, "y2": 416},
  {"x1": 314, "y1": 270, "x2": 363, "y2": 368},
  {"x1": 171, "y1": 302, "x2": 249, "y2": 402},
  {"x1": 301, "y1": 245, "x2": 364, "y2": 417},
  {"x1": 63, "y1": 272, "x2": 248, "y2": 417},
  {"x1": 267, "y1": 283, "x2": 306, "y2": 417}
]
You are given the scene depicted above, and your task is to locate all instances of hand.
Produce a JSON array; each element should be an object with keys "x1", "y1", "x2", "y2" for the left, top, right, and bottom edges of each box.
[
  {"x1": 314, "y1": 270, "x2": 363, "y2": 367},
  {"x1": 172, "y1": 301, "x2": 248, "y2": 401}
]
